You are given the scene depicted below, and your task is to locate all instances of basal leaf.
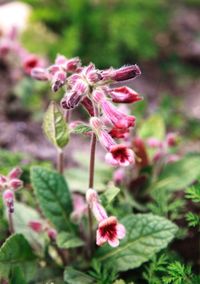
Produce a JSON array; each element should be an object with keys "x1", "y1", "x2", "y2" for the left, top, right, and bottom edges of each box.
[
  {"x1": 152, "y1": 154, "x2": 200, "y2": 192},
  {"x1": 57, "y1": 232, "x2": 84, "y2": 249},
  {"x1": 64, "y1": 267, "x2": 94, "y2": 284},
  {"x1": 31, "y1": 166, "x2": 74, "y2": 231},
  {"x1": 96, "y1": 214, "x2": 177, "y2": 272},
  {"x1": 138, "y1": 114, "x2": 165, "y2": 140},
  {"x1": 0, "y1": 234, "x2": 35, "y2": 278},
  {"x1": 43, "y1": 101, "x2": 69, "y2": 149}
]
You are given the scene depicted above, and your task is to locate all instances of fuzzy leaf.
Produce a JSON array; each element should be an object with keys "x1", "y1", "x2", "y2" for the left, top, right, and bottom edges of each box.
[
  {"x1": 72, "y1": 124, "x2": 92, "y2": 135},
  {"x1": 101, "y1": 183, "x2": 120, "y2": 204},
  {"x1": 96, "y1": 214, "x2": 177, "y2": 272},
  {"x1": 43, "y1": 101, "x2": 69, "y2": 149},
  {"x1": 0, "y1": 234, "x2": 35, "y2": 278},
  {"x1": 64, "y1": 267, "x2": 94, "y2": 284},
  {"x1": 57, "y1": 232, "x2": 84, "y2": 249},
  {"x1": 152, "y1": 154, "x2": 200, "y2": 192},
  {"x1": 138, "y1": 114, "x2": 165, "y2": 140},
  {"x1": 31, "y1": 166, "x2": 73, "y2": 231}
]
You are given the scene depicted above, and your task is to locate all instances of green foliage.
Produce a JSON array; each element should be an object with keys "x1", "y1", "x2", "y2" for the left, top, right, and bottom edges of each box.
[
  {"x1": 71, "y1": 124, "x2": 92, "y2": 135},
  {"x1": 162, "y1": 261, "x2": 193, "y2": 284},
  {"x1": 186, "y1": 212, "x2": 200, "y2": 228},
  {"x1": 64, "y1": 267, "x2": 94, "y2": 284},
  {"x1": 43, "y1": 101, "x2": 69, "y2": 149},
  {"x1": 10, "y1": 266, "x2": 27, "y2": 284},
  {"x1": 137, "y1": 114, "x2": 165, "y2": 140},
  {"x1": 185, "y1": 185, "x2": 200, "y2": 203},
  {"x1": 21, "y1": 0, "x2": 170, "y2": 67},
  {"x1": 56, "y1": 232, "x2": 84, "y2": 249},
  {"x1": 0, "y1": 234, "x2": 35, "y2": 278},
  {"x1": 151, "y1": 154, "x2": 200, "y2": 192},
  {"x1": 96, "y1": 214, "x2": 177, "y2": 272},
  {"x1": 101, "y1": 183, "x2": 120, "y2": 205},
  {"x1": 185, "y1": 183, "x2": 200, "y2": 229},
  {"x1": 31, "y1": 166, "x2": 73, "y2": 231}
]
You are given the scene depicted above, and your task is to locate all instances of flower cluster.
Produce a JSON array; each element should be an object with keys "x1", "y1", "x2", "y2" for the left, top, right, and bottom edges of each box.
[
  {"x1": 0, "y1": 27, "x2": 44, "y2": 76},
  {"x1": 146, "y1": 132, "x2": 180, "y2": 163},
  {"x1": 86, "y1": 188, "x2": 126, "y2": 247},
  {"x1": 32, "y1": 54, "x2": 142, "y2": 167},
  {"x1": 29, "y1": 220, "x2": 57, "y2": 241},
  {"x1": 0, "y1": 168, "x2": 23, "y2": 213}
]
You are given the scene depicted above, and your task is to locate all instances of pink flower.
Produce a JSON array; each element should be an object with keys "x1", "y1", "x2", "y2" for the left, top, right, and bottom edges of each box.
[
  {"x1": 86, "y1": 189, "x2": 108, "y2": 222},
  {"x1": 113, "y1": 168, "x2": 125, "y2": 185},
  {"x1": 71, "y1": 194, "x2": 87, "y2": 222},
  {"x1": 29, "y1": 220, "x2": 43, "y2": 233},
  {"x1": 8, "y1": 179, "x2": 23, "y2": 191},
  {"x1": 8, "y1": 167, "x2": 22, "y2": 179},
  {"x1": 3, "y1": 189, "x2": 14, "y2": 213},
  {"x1": 101, "y1": 64, "x2": 141, "y2": 82},
  {"x1": 109, "y1": 126, "x2": 130, "y2": 139},
  {"x1": 47, "y1": 228, "x2": 57, "y2": 241},
  {"x1": 82, "y1": 63, "x2": 102, "y2": 85},
  {"x1": 31, "y1": 68, "x2": 49, "y2": 81},
  {"x1": 106, "y1": 144, "x2": 134, "y2": 167},
  {"x1": 96, "y1": 216, "x2": 126, "y2": 247},
  {"x1": 166, "y1": 133, "x2": 178, "y2": 147},
  {"x1": 81, "y1": 97, "x2": 94, "y2": 116},
  {"x1": 23, "y1": 54, "x2": 43, "y2": 75},
  {"x1": 147, "y1": 137, "x2": 162, "y2": 148},
  {"x1": 109, "y1": 86, "x2": 142, "y2": 104},
  {"x1": 51, "y1": 71, "x2": 67, "y2": 92}
]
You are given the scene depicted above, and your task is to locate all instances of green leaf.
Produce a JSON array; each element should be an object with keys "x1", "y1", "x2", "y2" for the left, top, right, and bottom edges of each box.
[
  {"x1": 152, "y1": 154, "x2": 200, "y2": 192},
  {"x1": 96, "y1": 214, "x2": 177, "y2": 272},
  {"x1": 31, "y1": 166, "x2": 73, "y2": 231},
  {"x1": 57, "y1": 232, "x2": 84, "y2": 249},
  {"x1": 64, "y1": 267, "x2": 95, "y2": 284},
  {"x1": 43, "y1": 101, "x2": 69, "y2": 149},
  {"x1": 0, "y1": 234, "x2": 35, "y2": 278},
  {"x1": 10, "y1": 266, "x2": 27, "y2": 284},
  {"x1": 138, "y1": 114, "x2": 165, "y2": 140},
  {"x1": 101, "y1": 183, "x2": 120, "y2": 204},
  {"x1": 71, "y1": 124, "x2": 92, "y2": 135},
  {"x1": 12, "y1": 202, "x2": 45, "y2": 250}
]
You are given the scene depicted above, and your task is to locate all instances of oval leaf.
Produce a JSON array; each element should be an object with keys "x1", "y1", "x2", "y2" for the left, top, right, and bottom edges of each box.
[
  {"x1": 96, "y1": 214, "x2": 177, "y2": 272},
  {"x1": 31, "y1": 166, "x2": 74, "y2": 231},
  {"x1": 64, "y1": 267, "x2": 94, "y2": 284},
  {"x1": 57, "y1": 232, "x2": 84, "y2": 249},
  {"x1": 43, "y1": 101, "x2": 69, "y2": 149},
  {"x1": 138, "y1": 114, "x2": 165, "y2": 140}
]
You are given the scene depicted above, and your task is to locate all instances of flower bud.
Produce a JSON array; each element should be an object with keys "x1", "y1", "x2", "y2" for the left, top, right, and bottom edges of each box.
[
  {"x1": 3, "y1": 189, "x2": 14, "y2": 213},
  {"x1": 31, "y1": 68, "x2": 49, "y2": 81},
  {"x1": 0, "y1": 175, "x2": 7, "y2": 190},
  {"x1": 8, "y1": 179, "x2": 23, "y2": 191},
  {"x1": 113, "y1": 168, "x2": 125, "y2": 185},
  {"x1": 166, "y1": 133, "x2": 178, "y2": 147},
  {"x1": 8, "y1": 167, "x2": 22, "y2": 179},
  {"x1": 47, "y1": 228, "x2": 57, "y2": 241}
]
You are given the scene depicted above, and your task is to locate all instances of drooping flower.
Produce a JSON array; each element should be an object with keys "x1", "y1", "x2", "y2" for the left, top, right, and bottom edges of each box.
[
  {"x1": 101, "y1": 64, "x2": 141, "y2": 82},
  {"x1": 3, "y1": 189, "x2": 14, "y2": 213},
  {"x1": 96, "y1": 216, "x2": 126, "y2": 247},
  {"x1": 105, "y1": 144, "x2": 134, "y2": 167},
  {"x1": 109, "y1": 86, "x2": 142, "y2": 104},
  {"x1": 166, "y1": 132, "x2": 178, "y2": 147}
]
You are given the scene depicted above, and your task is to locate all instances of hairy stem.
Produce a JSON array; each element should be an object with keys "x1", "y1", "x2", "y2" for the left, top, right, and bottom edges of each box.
[
  {"x1": 57, "y1": 149, "x2": 64, "y2": 175},
  {"x1": 8, "y1": 211, "x2": 14, "y2": 235}
]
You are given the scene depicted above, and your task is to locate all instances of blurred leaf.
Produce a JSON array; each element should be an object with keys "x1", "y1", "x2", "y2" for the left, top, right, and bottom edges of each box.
[
  {"x1": 10, "y1": 266, "x2": 27, "y2": 284},
  {"x1": 152, "y1": 154, "x2": 200, "y2": 192},
  {"x1": 31, "y1": 166, "x2": 74, "y2": 231},
  {"x1": 43, "y1": 101, "x2": 69, "y2": 149},
  {"x1": 0, "y1": 234, "x2": 35, "y2": 278},
  {"x1": 101, "y1": 183, "x2": 120, "y2": 205},
  {"x1": 12, "y1": 202, "x2": 45, "y2": 250},
  {"x1": 96, "y1": 214, "x2": 177, "y2": 272},
  {"x1": 57, "y1": 232, "x2": 84, "y2": 249},
  {"x1": 64, "y1": 267, "x2": 95, "y2": 284},
  {"x1": 138, "y1": 114, "x2": 165, "y2": 140}
]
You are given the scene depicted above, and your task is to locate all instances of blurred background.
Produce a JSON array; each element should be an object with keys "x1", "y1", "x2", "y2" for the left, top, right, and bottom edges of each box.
[{"x1": 0, "y1": 0, "x2": 200, "y2": 165}]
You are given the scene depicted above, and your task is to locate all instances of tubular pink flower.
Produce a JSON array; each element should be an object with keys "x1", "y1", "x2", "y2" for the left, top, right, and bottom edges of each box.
[
  {"x1": 81, "y1": 97, "x2": 94, "y2": 116},
  {"x1": 86, "y1": 189, "x2": 108, "y2": 222},
  {"x1": 109, "y1": 126, "x2": 130, "y2": 139},
  {"x1": 113, "y1": 168, "x2": 125, "y2": 185},
  {"x1": 51, "y1": 71, "x2": 67, "y2": 92},
  {"x1": 147, "y1": 138, "x2": 162, "y2": 148},
  {"x1": 101, "y1": 64, "x2": 141, "y2": 82},
  {"x1": 166, "y1": 132, "x2": 178, "y2": 147},
  {"x1": 0, "y1": 175, "x2": 7, "y2": 190},
  {"x1": 3, "y1": 189, "x2": 14, "y2": 213},
  {"x1": 8, "y1": 167, "x2": 22, "y2": 179},
  {"x1": 96, "y1": 216, "x2": 126, "y2": 247},
  {"x1": 61, "y1": 90, "x2": 83, "y2": 110},
  {"x1": 29, "y1": 220, "x2": 43, "y2": 233},
  {"x1": 109, "y1": 86, "x2": 142, "y2": 104},
  {"x1": 105, "y1": 144, "x2": 134, "y2": 167},
  {"x1": 31, "y1": 68, "x2": 49, "y2": 81},
  {"x1": 22, "y1": 54, "x2": 43, "y2": 75},
  {"x1": 47, "y1": 228, "x2": 57, "y2": 241},
  {"x1": 71, "y1": 194, "x2": 87, "y2": 222},
  {"x1": 8, "y1": 179, "x2": 23, "y2": 191},
  {"x1": 82, "y1": 63, "x2": 102, "y2": 85}
]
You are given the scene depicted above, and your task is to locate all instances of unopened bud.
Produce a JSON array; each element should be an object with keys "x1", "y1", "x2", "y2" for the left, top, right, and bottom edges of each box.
[
  {"x1": 8, "y1": 179, "x2": 23, "y2": 191},
  {"x1": 8, "y1": 167, "x2": 22, "y2": 179},
  {"x1": 47, "y1": 228, "x2": 57, "y2": 241},
  {"x1": 3, "y1": 189, "x2": 14, "y2": 213}
]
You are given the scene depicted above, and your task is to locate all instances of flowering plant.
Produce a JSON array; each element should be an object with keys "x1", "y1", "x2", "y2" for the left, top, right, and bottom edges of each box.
[{"x1": 0, "y1": 52, "x2": 199, "y2": 284}]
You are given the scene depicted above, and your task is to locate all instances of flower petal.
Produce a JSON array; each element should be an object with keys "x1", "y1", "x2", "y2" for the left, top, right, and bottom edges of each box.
[
  {"x1": 108, "y1": 238, "x2": 119, "y2": 247},
  {"x1": 116, "y1": 224, "x2": 126, "y2": 239},
  {"x1": 96, "y1": 229, "x2": 107, "y2": 246}
]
